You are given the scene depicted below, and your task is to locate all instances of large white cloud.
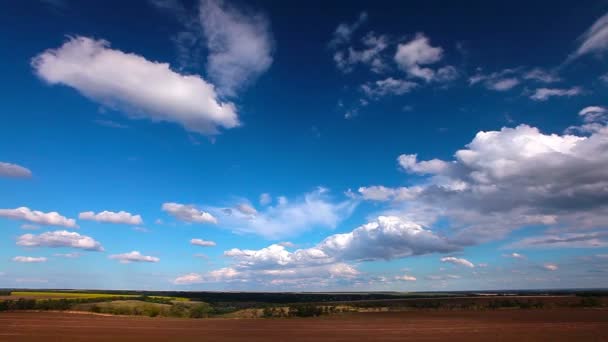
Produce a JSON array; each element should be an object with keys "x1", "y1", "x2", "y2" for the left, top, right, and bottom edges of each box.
[
  {"x1": 0, "y1": 162, "x2": 32, "y2": 178},
  {"x1": 17, "y1": 230, "x2": 104, "y2": 251},
  {"x1": 109, "y1": 251, "x2": 160, "y2": 264},
  {"x1": 199, "y1": 0, "x2": 273, "y2": 96},
  {"x1": 210, "y1": 188, "x2": 356, "y2": 239},
  {"x1": 225, "y1": 215, "x2": 456, "y2": 269},
  {"x1": 175, "y1": 215, "x2": 453, "y2": 288},
  {"x1": 32, "y1": 36, "x2": 239, "y2": 135},
  {"x1": 0, "y1": 207, "x2": 77, "y2": 228},
  {"x1": 162, "y1": 202, "x2": 217, "y2": 224},
  {"x1": 360, "y1": 117, "x2": 608, "y2": 246},
  {"x1": 79, "y1": 210, "x2": 143, "y2": 225}
]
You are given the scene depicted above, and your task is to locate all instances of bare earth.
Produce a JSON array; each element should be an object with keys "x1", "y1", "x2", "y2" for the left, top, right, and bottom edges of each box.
[{"x1": 1, "y1": 309, "x2": 607, "y2": 341}]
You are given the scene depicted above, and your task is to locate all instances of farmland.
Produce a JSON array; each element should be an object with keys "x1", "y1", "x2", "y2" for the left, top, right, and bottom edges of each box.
[{"x1": 1, "y1": 309, "x2": 607, "y2": 341}]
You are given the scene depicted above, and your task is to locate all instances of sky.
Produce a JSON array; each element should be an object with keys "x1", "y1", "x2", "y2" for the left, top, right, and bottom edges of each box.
[{"x1": 0, "y1": 0, "x2": 607, "y2": 291}]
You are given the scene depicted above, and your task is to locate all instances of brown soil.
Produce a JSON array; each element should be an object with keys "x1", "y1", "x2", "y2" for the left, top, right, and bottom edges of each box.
[{"x1": 1, "y1": 309, "x2": 607, "y2": 341}]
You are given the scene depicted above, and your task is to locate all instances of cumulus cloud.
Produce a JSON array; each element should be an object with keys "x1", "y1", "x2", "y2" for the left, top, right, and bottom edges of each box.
[
  {"x1": 362, "y1": 118, "x2": 608, "y2": 246},
  {"x1": 79, "y1": 210, "x2": 143, "y2": 225},
  {"x1": 0, "y1": 207, "x2": 77, "y2": 228},
  {"x1": 440, "y1": 256, "x2": 475, "y2": 268},
  {"x1": 190, "y1": 238, "x2": 216, "y2": 247},
  {"x1": 571, "y1": 12, "x2": 608, "y2": 59},
  {"x1": 211, "y1": 188, "x2": 356, "y2": 239},
  {"x1": 394, "y1": 33, "x2": 455, "y2": 82},
  {"x1": 162, "y1": 202, "x2": 218, "y2": 224},
  {"x1": 109, "y1": 251, "x2": 160, "y2": 264},
  {"x1": 12, "y1": 256, "x2": 47, "y2": 263},
  {"x1": 32, "y1": 36, "x2": 239, "y2": 135},
  {"x1": 0, "y1": 162, "x2": 32, "y2": 178},
  {"x1": 199, "y1": 0, "x2": 274, "y2": 96},
  {"x1": 530, "y1": 87, "x2": 583, "y2": 101},
  {"x1": 225, "y1": 216, "x2": 456, "y2": 269},
  {"x1": 17, "y1": 230, "x2": 104, "y2": 251},
  {"x1": 175, "y1": 215, "x2": 454, "y2": 288},
  {"x1": 398, "y1": 154, "x2": 449, "y2": 174}
]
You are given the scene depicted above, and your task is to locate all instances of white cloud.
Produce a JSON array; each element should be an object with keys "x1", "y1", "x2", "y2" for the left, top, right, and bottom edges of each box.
[
  {"x1": 398, "y1": 154, "x2": 449, "y2": 174},
  {"x1": 53, "y1": 252, "x2": 80, "y2": 258},
  {"x1": 333, "y1": 32, "x2": 389, "y2": 74},
  {"x1": 79, "y1": 210, "x2": 143, "y2": 225},
  {"x1": 162, "y1": 202, "x2": 217, "y2": 224},
  {"x1": 361, "y1": 77, "x2": 417, "y2": 98},
  {"x1": 277, "y1": 241, "x2": 295, "y2": 248},
  {"x1": 579, "y1": 106, "x2": 607, "y2": 124},
  {"x1": 394, "y1": 33, "x2": 445, "y2": 82},
  {"x1": 12, "y1": 256, "x2": 47, "y2": 263},
  {"x1": 329, "y1": 12, "x2": 368, "y2": 47},
  {"x1": 259, "y1": 193, "x2": 272, "y2": 206},
  {"x1": 20, "y1": 224, "x2": 40, "y2": 230},
  {"x1": 17, "y1": 230, "x2": 104, "y2": 251},
  {"x1": 503, "y1": 252, "x2": 526, "y2": 259},
  {"x1": 543, "y1": 263, "x2": 559, "y2": 271},
  {"x1": 508, "y1": 232, "x2": 608, "y2": 249},
  {"x1": 173, "y1": 272, "x2": 204, "y2": 285},
  {"x1": 225, "y1": 216, "x2": 456, "y2": 268},
  {"x1": 367, "y1": 121, "x2": 608, "y2": 245},
  {"x1": 32, "y1": 36, "x2": 238, "y2": 135},
  {"x1": 523, "y1": 68, "x2": 560, "y2": 83},
  {"x1": 235, "y1": 203, "x2": 257, "y2": 216},
  {"x1": 470, "y1": 67, "x2": 558, "y2": 92},
  {"x1": 440, "y1": 256, "x2": 475, "y2": 268},
  {"x1": 199, "y1": 0, "x2": 274, "y2": 96},
  {"x1": 489, "y1": 78, "x2": 520, "y2": 91},
  {"x1": 211, "y1": 188, "x2": 356, "y2": 239},
  {"x1": 0, "y1": 162, "x2": 32, "y2": 178},
  {"x1": 190, "y1": 238, "x2": 216, "y2": 247},
  {"x1": 572, "y1": 12, "x2": 608, "y2": 59},
  {"x1": 358, "y1": 185, "x2": 422, "y2": 202},
  {"x1": 174, "y1": 215, "x2": 455, "y2": 288},
  {"x1": 0, "y1": 207, "x2": 77, "y2": 228},
  {"x1": 109, "y1": 251, "x2": 160, "y2": 264},
  {"x1": 395, "y1": 274, "x2": 417, "y2": 281},
  {"x1": 530, "y1": 87, "x2": 583, "y2": 101}
]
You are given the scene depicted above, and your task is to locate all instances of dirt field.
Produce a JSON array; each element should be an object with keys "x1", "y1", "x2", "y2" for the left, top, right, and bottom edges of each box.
[{"x1": 1, "y1": 309, "x2": 607, "y2": 341}]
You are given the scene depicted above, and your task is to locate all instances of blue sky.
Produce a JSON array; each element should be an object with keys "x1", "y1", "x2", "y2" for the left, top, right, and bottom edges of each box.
[{"x1": 1, "y1": 0, "x2": 607, "y2": 291}]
